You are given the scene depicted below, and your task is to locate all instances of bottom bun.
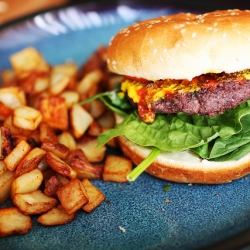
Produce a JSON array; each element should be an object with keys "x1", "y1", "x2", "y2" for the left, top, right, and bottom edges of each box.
[{"x1": 117, "y1": 136, "x2": 250, "y2": 184}]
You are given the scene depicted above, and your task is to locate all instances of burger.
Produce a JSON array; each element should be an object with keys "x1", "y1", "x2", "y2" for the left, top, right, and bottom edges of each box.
[{"x1": 97, "y1": 9, "x2": 250, "y2": 184}]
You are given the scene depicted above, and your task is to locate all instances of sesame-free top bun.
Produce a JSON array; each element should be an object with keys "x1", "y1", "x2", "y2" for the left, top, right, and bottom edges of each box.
[
  {"x1": 117, "y1": 136, "x2": 250, "y2": 184},
  {"x1": 107, "y1": 9, "x2": 250, "y2": 80}
]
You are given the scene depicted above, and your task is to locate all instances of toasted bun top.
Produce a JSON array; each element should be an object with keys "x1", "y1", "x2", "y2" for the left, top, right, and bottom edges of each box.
[{"x1": 107, "y1": 9, "x2": 250, "y2": 80}]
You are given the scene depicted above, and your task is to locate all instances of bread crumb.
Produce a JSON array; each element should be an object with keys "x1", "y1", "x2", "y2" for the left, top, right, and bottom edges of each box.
[
  {"x1": 119, "y1": 226, "x2": 126, "y2": 233},
  {"x1": 165, "y1": 199, "x2": 170, "y2": 203}
]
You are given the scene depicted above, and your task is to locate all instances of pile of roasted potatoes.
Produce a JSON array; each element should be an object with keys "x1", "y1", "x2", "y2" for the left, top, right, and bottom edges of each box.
[{"x1": 0, "y1": 47, "x2": 132, "y2": 237}]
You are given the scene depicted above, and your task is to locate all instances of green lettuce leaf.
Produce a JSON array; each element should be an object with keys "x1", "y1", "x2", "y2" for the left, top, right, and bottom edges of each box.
[
  {"x1": 193, "y1": 114, "x2": 250, "y2": 160},
  {"x1": 98, "y1": 100, "x2": 250, "y2": 158}
]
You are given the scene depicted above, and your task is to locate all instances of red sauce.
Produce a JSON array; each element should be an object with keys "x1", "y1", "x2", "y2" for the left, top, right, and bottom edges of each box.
[
  {"x1": 137, "y1": 86, "x2": 155, "y2": 123},
  {"x1": 125, "y1": 75, "x2": 151, "y2": 83}
]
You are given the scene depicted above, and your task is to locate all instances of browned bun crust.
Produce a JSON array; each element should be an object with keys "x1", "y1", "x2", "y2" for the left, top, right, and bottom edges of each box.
[
  {"x1": 107, "y1": 9, "x2": 250, "y2": 80},
  {"x1": 117, "y1": 136, "x2": 250, "y2": 184}
]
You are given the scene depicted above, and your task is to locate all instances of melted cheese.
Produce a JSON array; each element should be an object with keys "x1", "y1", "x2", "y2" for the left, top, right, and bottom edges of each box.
[
  {"x1": 121, "y1": 80, "x2": 142, "y2": 103},
  {"x1": 121, "y1": 79, "x2": 201, "y2": 104}
]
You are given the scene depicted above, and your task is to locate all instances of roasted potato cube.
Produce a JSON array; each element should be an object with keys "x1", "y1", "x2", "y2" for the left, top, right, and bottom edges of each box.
[
  {"x1": 45, "y1": 152, "x2": 76, "y2": 180},
  {"x1": 89, "y1": 99, "x2": 106, "y2": 119},
  {"x1": 87, "y1": 121, "x2": 103, "y2": 137},
  {"x1": 103, "y1": 155, "x2": 132, "y2": 183},
  {"x1": 60, "y1": 90, "x2": 79, "y2": 109},
  {"x1": 13, "y1": 190, "x2": 57, "y2": 215},
  {"x1": 15, "y1": 147, "x2": 46, "y2": 177},
  {"x1": 0, "y1": 126, "x2": 14, "y2": 160},
  {"x1": 68, "y1": 149, "x2": 103, "y2": 180},
  {"x1": 27, "y1": 129, "x2": 41, "y2": 145},
  {"x1": 0, "y1": 86, "x2": 26, "y2": 109},
  {"x1": 0, "y1": 170, "x2": 15, "y2": 204},
  {"x1": 97, "y1": 109, "x2": 116, "y2": 129},
  {"x1": 10, "y1": 47, "x2": 49, "y2": 79},
  {"x1": 4, "y1": 140, "x2": 31, "y2": 172},
  {"x1": 33, "y1": 76, "x2": 49, "y2": 94},
  {"x1": 57, "y1": 179, "x2": 88, "y2": 214},
  {"x1": 0, "y1": 161, "x2": 7, "y2": 176},
  {"x1": 70, "y1": 104, "x2": 93, "y2": 139},
  {"x1": 57, "y1": 131, "x2": 76, "y2": 151},
  {"x1": 13, "y1": 105, "x2": 42, "y2": 131},
  {"x1": 1, "y1": 69, "x2": 16, "y2": 87},
  {"x1": 49, "y1": 76, "x2": 70, "y2": 96},
  {"x1": 11, "y1": 168, "x2": 43, "y2": 199},
  {"x1": 0, "y1": 102, "x2": 13, "y2": 120},
  {"x1": 0, "y1": 207, "x2": 32, "y2": 237},
  {"x1": 55, "y1": 173, "x2": 69, "y2": 186},
  {"x1": 18, "y1": 72, "x2": 49, "y2": 96},
  {"x1": 77, "y1": 69, "x2": 103, "y2": 95},
  {"x1": 77, "y1": 138, "x2": 106, "y2": 162},
  {"x1": 39, "y1": 122, "x2": 58, "y2": 143},
  {"x1": 38, "y1": 96, "x2": 68, "y2": 131},
  {"x1": 3, "y1": 115, "x2": 22, "y2": 135},
  {"x1": 49, "y1": 63, "x2": 77, "y2": 95},
  {"x1": 37, "y1": 205, "x2": 75, "y2": 226},
  {"x1": 82, "y1": 179, "x2": 105, "y2": 213},
  {"x1": 41, "y1": 138, "x2": 69, "y2": 160},
  {"x1": 27, "y1": 90, "x2": 50, "y2": 110},
  {"x1": 44, "y1": 175, "x2": 64, "y2": 197}
]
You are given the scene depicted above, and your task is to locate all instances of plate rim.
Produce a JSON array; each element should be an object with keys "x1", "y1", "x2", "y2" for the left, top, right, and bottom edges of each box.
[{"x1": 1, "y1": 1, "x2": 250, "y2": 250}]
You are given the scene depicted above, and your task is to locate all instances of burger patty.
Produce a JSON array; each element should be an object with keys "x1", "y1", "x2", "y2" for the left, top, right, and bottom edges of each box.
[
  {"x1": 123, "y1": 71, "x2": 250, "y2": 122},
  {"x1": 151, "y1": 79, "x2": 250, "y2": 117}
]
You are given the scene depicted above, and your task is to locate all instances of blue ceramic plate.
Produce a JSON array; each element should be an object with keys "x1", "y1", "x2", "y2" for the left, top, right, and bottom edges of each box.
[{"x1": 1, "y1": 1, "x2": 250, "y2": 250}]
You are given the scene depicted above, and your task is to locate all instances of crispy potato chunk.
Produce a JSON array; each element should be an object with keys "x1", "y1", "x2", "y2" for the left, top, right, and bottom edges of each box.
[
  {"x1": 13, "y1": 190, "x2": 57, "y2": 215},
  {"x1": 82, "y1": 179, "x2": 105, "y2": 213},
  {"x1": 60, "y1": 90, "x2": 80, "y2": 109},
  {"x1": 1, "y1": 69, "x2": 16, "y2": 87},
  {"x1": 3, "y1": 115, "x2": 22, "y2": 135},
  {"x1": 38, "y1": 96, "x2": 68, "y2": 131},
  {"x1": 77, "y1": 69, "x2": 103, "y2": 96},
  {"x1": 87, "y1": 121, "x2": 103, "y2": 137},
  {"x1": 57, "y1": 131, "x2": 76, "y2": 151},
  {"x1": 41, "y1": 138, "x2": 69, "y2": 160},
  {"x1": 44, "y1": 175, "x2": 64, "y2": 197},
  {"x1": 37, "y1": 205, "x2": 75, "y2": 226},
  {"x1": 11, "y1": 168, "x2": 43, "y2": 199},
  {"x1": 45, "y1": 152, "x2": 76, "y2": 180},
  {"x1": 39, "y1": 122, "x2": 58, "y2": 143},
  {"x1": 57, "y1": 179, "x2": 88, "y2": 214},
  {"x1": 77, "y1": 138, "x2": 106, "y2": 162},
  {"x1": 4, "y1": 140, "x2": 31, "y2": 172},
  {"x1": 0, "y1": 102, "x2": 13, "y2": 120},
  {"x1": 13, "y1": 105, "x2": 42, "y2": 131},
  {"x1": 0, "y1": 207, "x2": 32, "y2": 237},
  {"x1": 49, "y1": 63, "x2": 77, "y2": 95},
  {"x1": 103, "y1": 155, "x2": 132, "y2": 183},
  {"x1": 0, "y1": 86, "x2": 26, "y2": 109},
  {"x1": 0, "y1": 161, "x2": 7, "y2": 176},
  {"x1": 68, "y1": 149, "x2": 103, "y2": 180},
  {"x1": 10, "y1": 47, "x2": 49, "y2": 79},
  {"x1": 0, "y1": 126, "x2": 14, "y2": 160},
  {"x1": 15, "y1": 147, "x2": 46, "y2": 177},
  {"x1": 97, "y1": 109, "x2": 116, "y2": 129},
  {"x1": 0, "y1": 170, "x2": 15, "y2": 204},
  {"x1": 88, "y1": 99, "x2": 106, "y2": 119},
  {"x1": 70, "y1": 104, "x2": 93, "y2": 139}
]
